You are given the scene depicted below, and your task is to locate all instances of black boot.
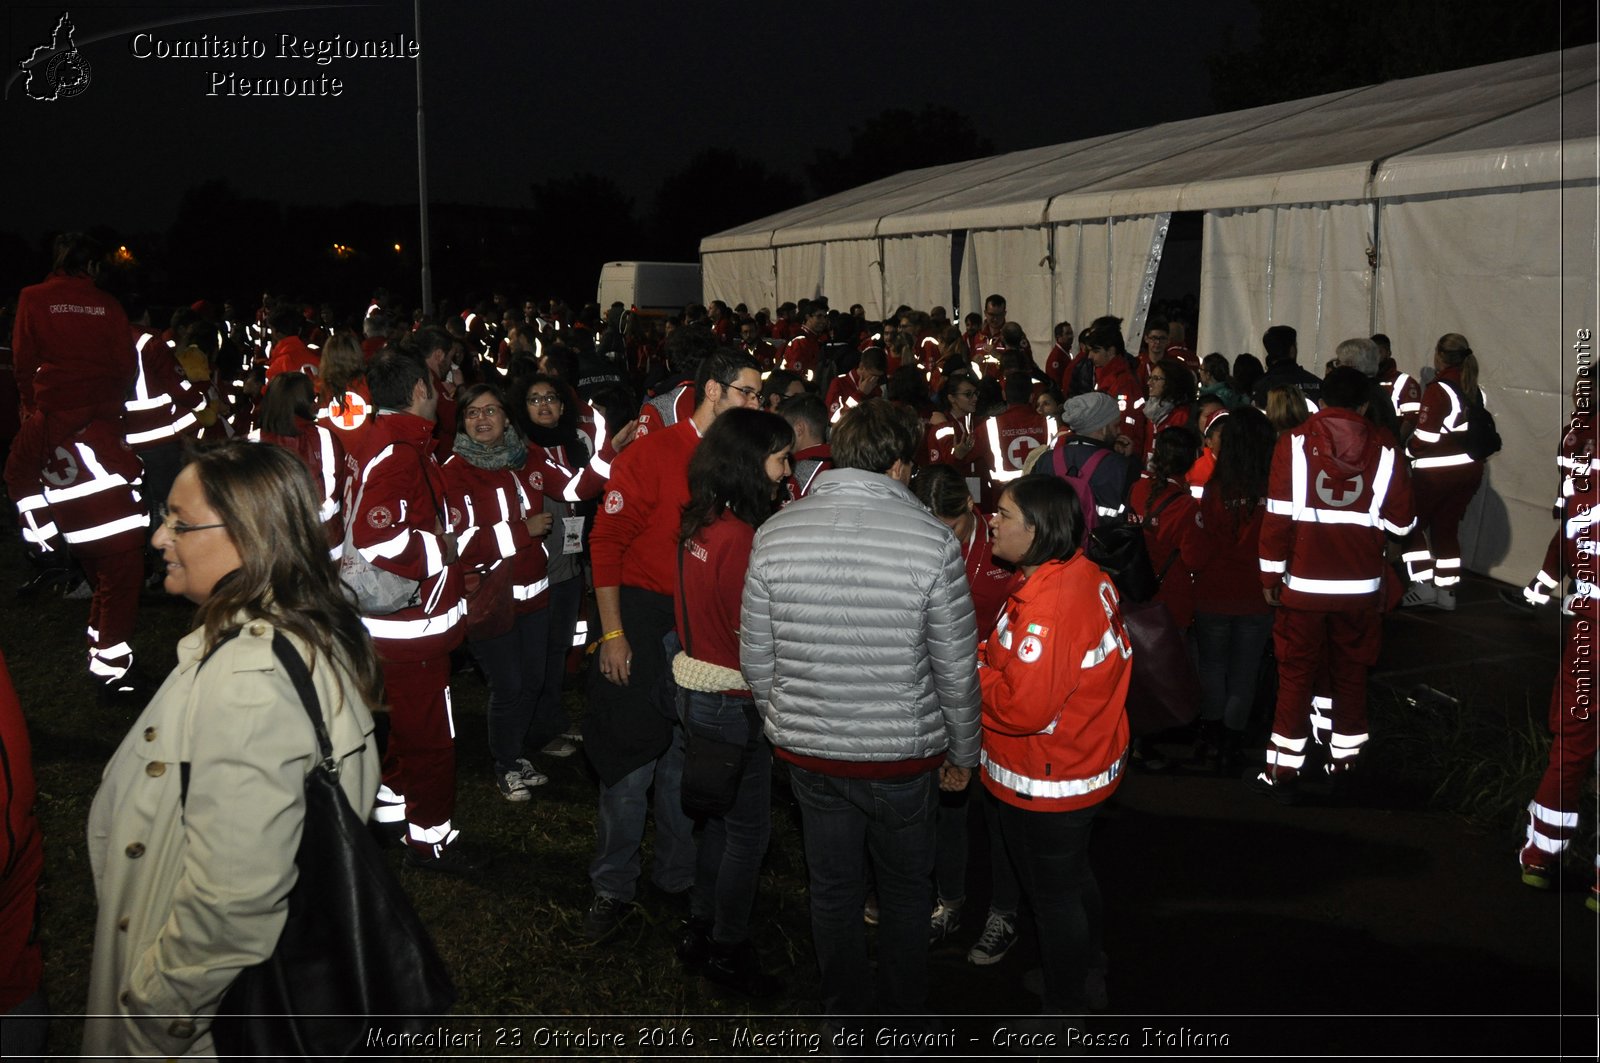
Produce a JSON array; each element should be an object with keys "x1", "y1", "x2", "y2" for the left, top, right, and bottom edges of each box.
[{"x1": 704, "y1": 938, "x2": 782, "y2": 999}]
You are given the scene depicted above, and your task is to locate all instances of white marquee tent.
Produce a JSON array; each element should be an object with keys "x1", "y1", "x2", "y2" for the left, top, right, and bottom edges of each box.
[{"x1": 701, "y1": 45, "x2": 1599, "y2": 585}]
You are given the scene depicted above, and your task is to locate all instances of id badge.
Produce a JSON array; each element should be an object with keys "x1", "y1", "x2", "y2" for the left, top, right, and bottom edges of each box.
[{"x1": 562, "y1": 515, "x2": 585, "y2": 554}]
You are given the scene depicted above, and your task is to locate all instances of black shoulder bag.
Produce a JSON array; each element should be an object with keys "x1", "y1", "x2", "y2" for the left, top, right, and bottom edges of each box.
[
  {"x1": 676, "y1": 544, "x2": 760, "y2": 818},
  {"x1": 187, "y1": 630, "x2": 455, "y2": 1060}
]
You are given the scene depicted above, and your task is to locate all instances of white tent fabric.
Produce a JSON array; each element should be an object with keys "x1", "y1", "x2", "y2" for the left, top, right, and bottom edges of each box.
[
  {"x1": 882, "y1": 233, "x2": 953, "y2": 313},
  {"x1": 701, "y1": 44, "x2": 1599, "y2": 584},
  {"x1": 1198, "y1": 201, "x2": 1376, "y2": 360},
  {"x1": 702, "y1": 248, "x2": 774, "y2": 313}
]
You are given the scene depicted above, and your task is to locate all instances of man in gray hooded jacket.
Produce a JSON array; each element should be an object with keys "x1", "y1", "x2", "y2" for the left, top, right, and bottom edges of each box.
[{"x1": 742, "y1": 398, "x2": 981, "y2": 1021}]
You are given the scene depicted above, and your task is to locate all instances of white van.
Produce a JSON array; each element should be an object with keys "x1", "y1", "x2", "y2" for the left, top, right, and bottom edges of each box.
[{"x1": 596, "y1": 261, "x2": 702, "y2": 318}]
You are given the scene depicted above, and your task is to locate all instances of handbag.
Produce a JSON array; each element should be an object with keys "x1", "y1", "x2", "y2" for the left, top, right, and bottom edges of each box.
[
  {"x1": 462, "y1": 559, "x2": 517, "y2": 641},
  {"x1": 675, "y1": 542, "x2": 757, "y2": 818},
  {"x1": 339, "y1": 443, "x2": 440, "y2": 615},
  {"x1": 1120, "y1": 485, "x2": 1200, "y2": 734},
  {"x1": 189, "y1": 630, "x2": 456, "y2": 1060},
  {"x1": 1121, "y1": 598, "x2": 1199, "y2": 735}
]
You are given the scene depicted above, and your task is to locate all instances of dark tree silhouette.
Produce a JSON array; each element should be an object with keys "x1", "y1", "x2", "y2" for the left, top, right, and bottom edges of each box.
[
  {"x1": 652, "y1": 149, "x2": 805, "y2": 259},
  {"x1": 805, "y1": 105, "x2": 995, "y2": 199},
  {"x1": 167, "y1": 179, "x2": 285, "y2": 298},
  {"x1": 527, "y1": 172, "x2": 645, "y2": 298}
]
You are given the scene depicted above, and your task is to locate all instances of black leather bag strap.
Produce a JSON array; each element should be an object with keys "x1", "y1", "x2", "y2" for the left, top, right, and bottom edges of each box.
[
  {"x1": 269, "y1": 632, "x2": 335, "y2": 770},
  {"x1": 677, "y1": 541, "x2": 694, "y2": 657}
]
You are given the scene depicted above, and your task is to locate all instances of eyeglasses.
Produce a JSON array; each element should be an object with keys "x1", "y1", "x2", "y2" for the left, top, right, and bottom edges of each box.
[
  {"x1": 721, "y1": 382, "x2": 760, "y2": 403},
  {"x1": 156, "y1": 505, "x2": 225, "y2": 536},
  {"x1": 463, "y1": 405, "x2": 503, "y2": 419},
  {"x1": 526, "y1": 394, "x2": 562, "y2": 406}
]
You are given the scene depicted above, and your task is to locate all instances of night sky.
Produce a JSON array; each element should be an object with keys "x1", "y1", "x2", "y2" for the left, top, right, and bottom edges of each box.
[{"x1": 4, "y1": 0, "x2": 1259, "y2": 243}]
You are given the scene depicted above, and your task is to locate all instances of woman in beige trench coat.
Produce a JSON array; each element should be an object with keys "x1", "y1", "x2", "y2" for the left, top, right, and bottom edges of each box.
[{"x1": 83, "y1": 442, "x2": 384, "y2": 1058}]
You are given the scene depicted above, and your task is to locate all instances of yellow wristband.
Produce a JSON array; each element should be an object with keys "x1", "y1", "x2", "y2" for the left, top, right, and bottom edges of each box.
[{"x1": 587, "y1": 629, "x2": 625, "y2": 656}]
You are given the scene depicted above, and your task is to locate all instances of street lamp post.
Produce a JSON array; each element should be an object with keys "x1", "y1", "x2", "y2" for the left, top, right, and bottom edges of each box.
[{"x1": 414, "y1": 0, "x2": 433, "y2": 316}]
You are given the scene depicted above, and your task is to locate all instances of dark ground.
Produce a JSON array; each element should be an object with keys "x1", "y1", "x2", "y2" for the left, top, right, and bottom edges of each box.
[{"x1": 4, "y1": 511, "x2": 1596, "y2": 1060}]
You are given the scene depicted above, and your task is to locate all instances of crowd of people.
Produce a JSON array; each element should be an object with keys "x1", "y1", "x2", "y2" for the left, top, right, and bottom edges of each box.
[{"x1": 0, "y1": 230, "x2": 1592, "y2": 1053}]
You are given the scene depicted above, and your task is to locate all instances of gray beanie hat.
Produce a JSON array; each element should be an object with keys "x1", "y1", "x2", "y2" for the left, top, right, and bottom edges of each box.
[{"x1": 1062, "y1": 391, "x2": 1118, "y2": 435}]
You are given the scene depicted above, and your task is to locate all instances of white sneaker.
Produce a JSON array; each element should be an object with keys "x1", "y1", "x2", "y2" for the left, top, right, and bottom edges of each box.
[
  {"x1": 515, "y1": 757, "x2": 549, "y2": 788},
  {"x1": 496, "y1": 770, "x2": 532, "y2": 802},
  {"x1": 1434, "y1": 587, "x2": 1456, "y2": 611},
  {"x1": 540, "y1": 737, "x2": 579, "y2": 759},
  {"x1": 929, "y1": 900, "x2": 962, "y2": 944},
  {"x1": 1400, "y1": 581, "x2": 1437, "y2": 608}
]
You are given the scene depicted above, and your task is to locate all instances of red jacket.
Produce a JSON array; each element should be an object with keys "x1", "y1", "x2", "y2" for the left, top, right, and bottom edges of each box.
[
  {"x1": 676, "y1": 510, "x2": 755, "y2": 682},
  {"x1": 636, "y1": 382, "x2": 695, "y2": 439},
  {"x1": 441, "y1": 453, "x2": 548, "y2": 617},
  {"x1": 1141, "y1": 402, "x2": 1192, "y2": 465},
  {"x1": 264, "y1": 335, "x2": 319, "y2": 383},
  {"x1": 1128, "y1": 478, "x2": 1199, "y2": 628},
  {"x1": 1095, "y1": 357, "x2": 1147, "y2": 446},
  {"x1": 0, "y1": 651, "x2": 41, "y2": 1013},
  {"x1": 1556, "y1": 407, "x2": 1596, "y2": 511},
  {"x1": 1407, "y1": 365, "x2": 1478, "y2": 475},
  {"x1": 347, "y1": 412, "x2": 467, "y2": 661},
  {"x1": 123, "y1": 330, "x2": 204, "y2": 451},
  {"x1": 1260, "y1": 407, "x2": 1415, "y2": 611},
  {"x1": 785, "y1": 443, "x2": 833, "y2": 503},
  {"x1": 1184, "y1": 485, "x2": 1271, "y2": 616},
  {"x1": 591, "y1": 417, "x2": 700, "y2": 596},
  {"x1": 7, "y1": 272, "x2": 145, "y2": 556},
  {"x1": 1378, "y1": 361, "x2": 1423, "y2": 437},
  {"x1": 782, "y1": 329, "x2": 823, "y2": 381},
  {"x1": 924, "y1": 414, "x2": 985, "y2": 496},
  {"x1": 825, "y1": 369, "x2": 880, "y2": 423},
  {"x1": 256, "y1": 418, "x2": 347, "y2": 549},
  {"x1": 11, "y1": 271, "x2": 132, "y2": 421},
  {"x1": 976, "y1": 404, "x2": 1060, "y2": 506},
  {"x1": 1043, "y1": 341, "x2": 1073, "y2": 389},
  {"x1": 321, "y1": 380, "x2": 376, "y2": 461},
  {"x1": 979, "y1": 555, "x2": 1132, "y2": 813},
  {"x1": 961, "y1": 515, "x2": 1023, "y2": 637}
]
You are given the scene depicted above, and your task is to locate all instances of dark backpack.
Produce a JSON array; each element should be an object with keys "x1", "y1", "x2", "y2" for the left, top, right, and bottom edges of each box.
[
  {"x1": 1439, "y1": 380, "x2": 1502, "y2": 461},
  {"x1": 1049, "y1": 444, "x2": 1159, "y2": 603}
]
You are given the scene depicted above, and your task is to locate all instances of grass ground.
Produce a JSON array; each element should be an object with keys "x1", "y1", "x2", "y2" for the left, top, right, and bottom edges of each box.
[{"x1": 3, "y1": 526, "x2": 1584, "y2": 1057}]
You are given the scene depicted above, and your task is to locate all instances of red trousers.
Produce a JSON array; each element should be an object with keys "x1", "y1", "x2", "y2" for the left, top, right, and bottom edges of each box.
[
  {"x1": 1267, "y1": 606, "x2": 1382, "y2": 779},
  {"x1": 1525, "y1": 619, "x2": 1597, "y2": 858},
  {"x1": 1403, "y1": 466, "x2": 1482, "y2": 586},
  {"x1": 81, "y1": 551, "x2": 141, "y2": 682},
  {"x1": 377, "y1": 654, "x2": 457, "y2": 855}
]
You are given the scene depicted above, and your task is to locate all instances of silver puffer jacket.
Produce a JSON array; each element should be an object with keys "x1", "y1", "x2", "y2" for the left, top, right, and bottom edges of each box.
[{"x1": 741, "y1": 469, "x2": 981, "y2": 767}]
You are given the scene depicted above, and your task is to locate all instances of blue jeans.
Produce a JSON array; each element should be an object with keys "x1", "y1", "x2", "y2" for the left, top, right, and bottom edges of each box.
[
  {"x1": 995, "y1": 799, "x2": 1103, "y2": 1015},
  {"x1": 788, "y1": 766, "x2": 939, "y2": 1016},
  {"x1": 468, "y1": 607, "x2": 550, "y2": 775},
  {"x1": 529, "y1": 576, "x2": 583, "y2": 748},
  {"x1": 1193, "y1": 611, "x2": 1275, "y2": 731},
  {"x1": 934, "y1": 775, "x2": 1020, "y2": 917},
  {"x1": 589, "y1": 721, "x2": 696, "y2": 901},
  {"x1": 682, "y1": 690, "x2": 771, "y2": 944}
]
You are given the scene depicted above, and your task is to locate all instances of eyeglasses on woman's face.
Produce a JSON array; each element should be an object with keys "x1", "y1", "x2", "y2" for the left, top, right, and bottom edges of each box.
[
  {"x1": 526, "y1": 393, "x2": 562, "y2": 407},
  {"x1": 463, "y1": 404, "x2": 503, "y2": 420},
  {"x1": 155, "y1": 504, "x2": 225, "y2": 536}
]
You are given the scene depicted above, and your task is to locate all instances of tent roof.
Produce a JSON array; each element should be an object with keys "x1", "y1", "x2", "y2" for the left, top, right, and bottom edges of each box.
[{"x1": 703, "y1": 44, "x2": 1599, "y2": 253}]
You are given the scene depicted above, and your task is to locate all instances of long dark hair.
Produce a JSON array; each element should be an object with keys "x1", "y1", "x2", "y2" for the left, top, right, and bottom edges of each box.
[
  {"x1": 258, "y1": 371, "x2": 317, "y2": 436},
  {"x1": 680, "y1": 409, "x2": 793, "y2": 544},
  {"x1": 187, "y1": 442, "x2": 385, "y2": 714},
  {"x1": 1209, "y1": 406, "x2": 1275, "y2": 529}
]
